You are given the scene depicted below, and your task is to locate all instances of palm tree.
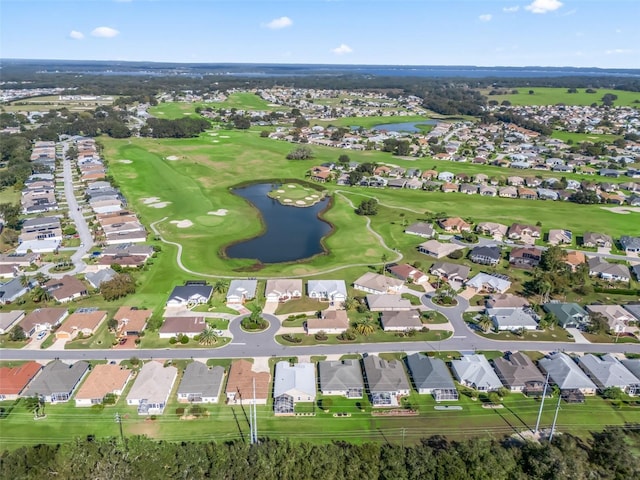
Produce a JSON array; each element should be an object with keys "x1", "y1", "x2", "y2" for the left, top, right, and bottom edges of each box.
[
  {"x1": 478, "y1": 314, "x2": 493, "y2": 333},
  {"x1": 198, "y1": 327, "x2": 218, "y2": 346},
  {"x1": 30, "y1": 286, "x2": 51, "y2": 303},
  {"x1": 212, "y1": 280, "x2": 228, "y2": 295},
  {"x1": 380, "y1": 253, "x2": 389, "y2": 275},
  {"x1": 354, "y1": 317, "x2": 376, "y2": 336},
  {"x1": 342, "y1": 296, "x2": 358, "y2": 311}
]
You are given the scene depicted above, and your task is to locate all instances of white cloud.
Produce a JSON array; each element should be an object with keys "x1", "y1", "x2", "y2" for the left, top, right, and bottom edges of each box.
[
  {"x1": 69, "y1": 30, "x2": 84, "y2": 40},
  {"x1": 264, "y1": 16, "x2": 293, "y2": 29},
  {"x1": 331, "y1": 44, "x2": 353, "y2": 55},
  {"x1": 525, "y1": 0, "x2": 563, "y2": 14},
  {"x1": 605, "y1": 49, "x2": 633, "y2": 55},
  {"x1": 503, "y1": 6, "x2": 520, "y2": 13},
  {"x1": 91, "y1": 26, "x2": 120, "y2": 38},
  {"x1": 479, "y1": 14, "x2": 492, "y2": 22}
]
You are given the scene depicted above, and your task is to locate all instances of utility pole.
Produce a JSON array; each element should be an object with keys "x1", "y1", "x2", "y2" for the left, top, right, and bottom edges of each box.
[
  {"x1": 252, "y1": 377, "x2": 258, "y2": 444},
  {"x1": 549, "y1": 394, "x2": 562, "y2": 442},
  {"x1": 115, "y1": 412, "x2": 124, "y2": 444},
  {"x1": 534, "y1": 373, "x2": 550, "y2": 434}
]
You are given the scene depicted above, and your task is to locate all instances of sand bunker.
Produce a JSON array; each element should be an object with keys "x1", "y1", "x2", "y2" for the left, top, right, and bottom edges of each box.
[
  {"x1": 310, "y1": 194, "x2": 319, "y2": 198},
  {"x1": 212, "y1": 140, "x2": 219, "y2": 143},
  {"x1": 118, "y1": 159, "x2": 133, "y2": 164},
  {"x1": 208, "y1": 209, "x2": 228, "y2": 216},
  {"x1": 288, "y1": 185, "x2": 296, "y2": 188},
  {"x1": 209, "y1": 133, "x2": 218, "y2": 137},
  {"x1": 165, "y1": 155, "x2": 179, "y2": 161},
  {"x1": 219, "y1": 135, "x2": 230, "y2": 139},
  {"x1": 277, "y1": 189, "x2": 285, "y2": 193},
  {"x1": 142, "y1": 197, "x2": 161, "y2": 205},
  {"x1": 295, "y1": 200, "x2": 305, "y2": 205},
  {"x1": 304, "y1": 196, "x2": 313, "y2": 200},
  {"x1": 170, "y1": 219, "x2": 193, "y2": 228},
  {"x1": 149, "y1": 202, "x2": 171, "y2": 209},
  {"x1": 283, "y1": 199, "x2": 292, "y2": 203},
  {"x1": 601, "y1": 206, "x2": 640, "y2": 214}
]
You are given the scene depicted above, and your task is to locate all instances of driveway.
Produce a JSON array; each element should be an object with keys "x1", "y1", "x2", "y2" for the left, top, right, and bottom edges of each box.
[{"x1": 565, "y1": 328, "x2": 591, "y2": 344}]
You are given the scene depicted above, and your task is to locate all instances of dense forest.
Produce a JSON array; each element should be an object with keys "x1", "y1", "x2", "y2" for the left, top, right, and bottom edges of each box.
[{"x1": 1, "y1": 426, "x2": 639, "y2": 480}]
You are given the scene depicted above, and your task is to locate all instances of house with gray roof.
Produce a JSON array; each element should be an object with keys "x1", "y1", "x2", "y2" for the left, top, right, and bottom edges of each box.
[
  {"x1": 542, "y1": 303, "x2": 589, "y2": 328},
  {"x1": 620, "y1": 236, "x2": 640, "y2": 254},
  {"x1": 418, "y1": 240, "x2": 464, "y2": 259},
  {"x1": 127, "y1": 361, "x2": 178, "y2": 415},
  {"x1": 582, "y1": 232, "x2": 613, "y2": 248},
  {"x1": 318, "y1": 360, "x2": 364, "y2": 398},
  {"x1": 537, "y1": 353, "x2": 596, "y2": 395},
  {"x1": 578, "y1": 354, "x2": 640, "y2": 393},
  {"x1": 620, "y1": 359, "x2": 640, "y2": 395},
  {"x1": 84, "y1": 268, "x2": 117, "y2": 289},
  {"x1": 405, "y1": 353, "x2": 458, "y2": 400},
  {"x1": 366, "y1": 294, "x2": 413, "y2": 312},
  {"x1": 226, "y1": 279, "x2": 258, "y2": 305},
  {"x1": 466, "y1": 273, "x2": 511, "y2": 294},
  {"x1": 273, "y1": 361, "x2": 316, "y2": 415},
  {"x1": 430, "y1": 261, "x2": 470, "y2": 283},
  {"x1": 177, "y1": 362, "x2": 225, "y2": 404},
  {"x1": 0, "y1": 277, "x2": 29, "y2": 305},
  {"x1": 469, "y1": 245, "x2": 502, "y2": 266},
  {"x1": 487, "y1": 307, "x2": 538, "y2": 332},
  {"x1": 22, "y1": 360, "x2": 90, "y2": 403},
  {"x1": 380, "y1": 310, "x2": 423, "y2": 331},
  {"x1": 492, "y1": 352, "x2": 545, "y2": 395},
  {"x1": 547, "y1": 229, "x2": 572, "y2": 245},
  {"x1": 588, "y1": 257, "x2": 631, "y2": 282},
  {"x1": 166, "y1": 281, "x2": 213, "y2": 308},
  {"x1": 586, "y1": 305, "x2": 636, "y2": 333},
  {"x1": 450, "y1": 354, "x2": 503, "y2": 392},
  {"x1": 307, "y1": 280, "x2": 347, "y2": 303},
  {"x1": 623, "y1": 304, "x2": 640, "y2": 322},
  {"x1": 0, "y1": 309, "x2": 25, "y2": 334},
  {"x1": 485, "y1": 293, "x2": 529, "y2": 309},
  {"x1": 362, "y1": 355, "x2": 410, "y2": 407},
  {"x1": 264, "y1": 278, "x2": 302, "y2": 303}
]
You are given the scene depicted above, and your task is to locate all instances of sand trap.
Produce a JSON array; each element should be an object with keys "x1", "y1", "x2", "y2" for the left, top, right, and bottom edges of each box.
[
  {"x1": 283, "y1": 199, "x2": 292, "y2": 203},
  {"x1": 150, "y1": 201, "x2": 171, "y2": 209},
  {"x1": 212, "y1": 140, "x2": 219, "y2": 143},
  {"x1": 601, "y1": 206, "x2": 640, "y2": 214},
  {"x1": 166, "y1": 155, "x2": 179, "y2": 161},
  {"x1": 310, "y1": 194, "x2": 319, "y2": 198},
  {"x1": 209, "y1": 133, "x2": 218, "y2": 136},
  {"x1": 170, "y1": 219, "x2": 193, "y2": 228},
  {"x1": 183, "y1": 113, "x2": 191, "y2": 115},
  {"x1": 118, "y1": 159, "x2": 132, "y2": 164},
  {"x1": 295, "y1": 200, "x2": 305, "y2": 205},
  {"x1": 219, "y1": 135, "x2": 230, "y2": 139},
  {"x1": 208, "y1": 209, "x2": 228, "y2": 216},
  {"x1": 304, "y1": 196, "x2": 313, "y2": 200},
  {"x1": 288, "y1": 185, "x2": 296, "y2": 188},
  {"x1": 277, "y1": 189, "x2": 285, "y2": 193},
  {"x1": 142, "y1": 197, "x2": 161, "y2": 205}
]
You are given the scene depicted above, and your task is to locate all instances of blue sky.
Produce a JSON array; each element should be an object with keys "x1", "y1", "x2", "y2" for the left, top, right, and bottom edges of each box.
[{"x1": 1, "y1": 0, "x2": 638, "y2": 68}]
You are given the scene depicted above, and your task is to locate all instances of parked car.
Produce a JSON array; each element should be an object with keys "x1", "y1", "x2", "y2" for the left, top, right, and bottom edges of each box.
[{"x1": 36, "y1": 331, "x2": 47, "y2": 341}]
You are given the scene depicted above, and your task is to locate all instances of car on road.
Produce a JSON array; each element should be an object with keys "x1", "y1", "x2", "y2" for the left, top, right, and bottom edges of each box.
[{"x1": 36, "y1": 331, "x2": 47, "y2": 341}]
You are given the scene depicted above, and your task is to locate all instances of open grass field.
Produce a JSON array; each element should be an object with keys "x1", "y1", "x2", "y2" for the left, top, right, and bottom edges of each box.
[
  {"x1": 148, "y1": 93, "x2": 286, "y2": 119},
  {"x1": 314, "y1": 115, "x2": 438, "y2": 130},
  {"x1": 550, "y1": 130, "x2": 622, "y2": 144},
  {"x1": 2, "y1": 94, "x2": 118, "y2": 113},
  {"x1": 0, "y1": 186, "x2": 20, "y2": 204},
  {"x1": 481, "y1": 87, "x2": 640, "y2": 107}
]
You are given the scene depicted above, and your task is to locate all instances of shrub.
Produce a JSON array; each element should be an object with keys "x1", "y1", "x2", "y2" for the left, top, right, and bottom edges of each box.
[
  {"x1": 282, "y1": 334, "x2": 302, "y2": 344},
  {"x1": 169, "y1": 337, "x2": 177, "y2": 345},
  {"x1": 180, "y1": 335, "x2": 189, "y2": 344},
  {"x1": 314, "y1": 331, "x2": 328, "y2": 341},
  {"x1": 176, "y1": 407, "x2": 185, "y2": 416},
  {"x1": 447, "y1": 250, "x2": 464, "y2": 260},
  {"x1": 319, "y1": 398, "x2": 333, "y2": 409}
]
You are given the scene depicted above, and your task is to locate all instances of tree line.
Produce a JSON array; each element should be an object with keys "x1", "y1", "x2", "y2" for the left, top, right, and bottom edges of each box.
[{"x1": 1, "y1": 426, "x2": 638, "y2": 479}]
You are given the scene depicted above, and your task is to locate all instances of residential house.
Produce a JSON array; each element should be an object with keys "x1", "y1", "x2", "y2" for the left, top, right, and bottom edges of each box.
[
  {"x1": 507, "y1": 176, "x2": 524, "y2": 186},
  {"x1": 543, "y1": 302, "x2": 590, "y2": 328},
  {"x1": 586, "y1": 304, "x2": 637, "y2": 333},
  {"x1": 466, "y1": 273, "x2": 511, "y2": 294},
  {"x1": 492, "y1": 352, "x2": 545, "y2": 395},
  {"x1": 307, "y1": 280, "x2": 347, "y2": 303},
  {"x1": 84, "y1": 268, "x2": 117, "y2": 289},
  {"x1": 386, "y1": 264, "x2": 428, "y2": 284},
  {"x1": 177, "y1": 362, "x2": 225, "y2": 404},
  {"x1": 441, "y1": 182, "x2": 459, "y2": 193},
  {"x1": 487, "y1": 307, "x2": 538, "y2": 331},
  {"x1": 582, "y1": 232, "x2": 613, "y2": 248},
  {"x1": 430, "y1": 261, "x2": 471, "y2": 284},
  {"x1": 166, "y1": 281, "x2": 213, "y2": 307},
  {"x1": 538, "y1": 353, "x2": 597, "y2": 396},
  {"x1": 159, "y1": 316, "x2": 206, "y2": 339},
  {"x1": 226, "y1": 359, "x2": 270, "y2": 405},
  {"x1": 362, "y1": 355, "x2": 410, "y2": 407},
  {"x1": 353, "y1": 272, "x2": 403, "y2": 295},
  {"x1": 114, "y1": 306, "x2": 152, "y2": 337},
  {"x1": 264, "y1": 278, "x2": 302, "y2": 303},
  {"x1": 621, "y1": 359, "x2": 640, "y2": 395},
  {"x1": 0, "y1": 361, "x2": 42, "y2": 401},
  {"x1": 318, "y1": 360, "x2": 364, "y2": 398},
  {"x1": 405, "y1": 353, "x2": 458, "y2": 401},
  {"x1": 366, "y1": 294, "x2": 413, "y2": 312},
  {"x1": 418, "y1": 240, "x2": 464, "y2": 259},
  {"x1": 55, "y1": 310, "x2": 107, "y2": 341},
  {"x1": 306, "y1": 310, "x2": 349, "y2": 335},
  {"x1": 437, "y1": 171, "x2": 454, "y2": 182},
  {"x1": 578, "y1": 354, "x2": 640, "y2": 393},
  {"x1": 476, "y1": 222, "x2": 508, "y2": 240},
  {"x1": 74, "y1": 364, "x2": 132, "y2": 407},
  {"x1": 499, "y1": 186, "x2": 518, "y2": 198},
  {"x1": 469, "y1": 245, "x2": 501, "y2": 266},
  {"x1": 478, "y1": 185, "x2": 497, "y2": 197},
  {"x1": 22, "y1": 360, "x2": 90, "y2": 403},
  {"x1": 548, "y1": 229, "x2": 572, "y2": 246},
  {"x1": 438, "y1": 217, "x2": 471, "y2": 233},
  {"x1": 564, "y1": 251, "x2": 586, "y2": 272},
  {"x1": 518, "y1": 187, "x2": 537, "y2": 200},
  {"x1": 380, "y1": 310, "x2": 423, "y2": 332},
  {"x1": 273, "y1": 361, "x2": 316, "y2": 415},
  {"x1": 485, "y1": 293, "x2": 529, "y2": 309},
  {"x1": 226, "y1": 279, "x2": 258, "y2": 305},
  {"x1": 509, "y1": 247, "x2": 543, "y2": 269},
  {"x1": 0, "y1": 309, "x2": 25, "y2": 334},
  {"x1": 507, "y1": 223, "x2": 541, "y2": 242},
  {"x1": 404, "y1": 222, "x2": 435, "y2": 238},
  {"x1": 19, "y1": 308, "x2": 68, "y2": 337},
  {"x1": 44, "y1": 275, "x2": 88, "y2": 303},
  {"x1": 620, "y1": 236, "x2": 640, "y2": 254},
  {"x1": 126, "y1": 361, "x2": 178, "y2": 415},
  {"x1": 0, "y1": 277, "x2": 29, "y2": 305},
  {"x1": 450, "y1": 354, "x2": 503, "y2": 392},
  {"x1": 588, "y1": 257, "x2": 631, "y2": 282}
]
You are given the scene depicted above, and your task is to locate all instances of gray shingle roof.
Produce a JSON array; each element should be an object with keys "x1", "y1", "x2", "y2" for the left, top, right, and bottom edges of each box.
[
  {"x1": 405, "y1": 353, "x2": 455, "y2": 391},
  {"x1": 363, "y1": 355, "x2": 410, "y2": 393},
  {"x1": 318, "y1": 360, "x2": 364, "y2": 393},
  {"x1": 538, "y1": 353, "x2": 596, "y2": 391},
  {"x1": 22, "y1": 360, "x2": 89, "y2": 397},
  {"x1": 177, "y1": 362, "x2": 224, "y2": 398}
]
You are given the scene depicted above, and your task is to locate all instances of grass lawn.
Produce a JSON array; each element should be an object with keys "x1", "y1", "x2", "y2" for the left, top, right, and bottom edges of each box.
[
  {"x1": 65, "y1": 320, "x2": 117, "y2": 350},
  {"x1": 275, "y1": 298, "x2": 330, "y2": 315},
  {"x1": 0, "y1": 335, "x2": 29, "y2": 349},
  {"x1": 138, "y1": 330, "x2": 231, "y2": 349},
  {"x1": 551, "y1": 130, "x2": 622, "y2": 145},
  {"x1": 481, "y1": 87, "x2": 640, "y2": 107},
  {"x1": 148, "y1": 93, "x2": 285, "y2": 120},
  {"x1": 276, "y1": 329, "x2": 452, "y2": 346},
  {"x1": 583, "y1": 332, "x2": 640, "y2": 344},
  {"x1": 267, "y1": 183, "x2": 326, "y2": 206},
  {"x1": 476, "y1": 328, "x2": 575, "y2": 343},
  {"x1": 0, "y1": 187, "x2": 20, "y2": 204}
]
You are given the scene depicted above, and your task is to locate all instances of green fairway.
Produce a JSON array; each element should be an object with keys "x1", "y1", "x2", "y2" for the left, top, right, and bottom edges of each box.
[
  {"x1": 551, "y1": 130, "x2": 622, "y2": 144},
  {"x1": 314, "y1": 115, "x2": 439, "y2": 130},
  {"x1": 148, "y1": 93, "x2": 284, "y2": 119},
  {"x1": 483, "y1": 87, "x2": 640, "y2": 107}
]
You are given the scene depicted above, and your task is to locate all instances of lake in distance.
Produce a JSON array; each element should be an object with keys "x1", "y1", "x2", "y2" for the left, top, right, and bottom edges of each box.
[
  {"x1": 224, "y1": 183, "x2": 332, "y2": 263},
  {"x1": 372, "y1": 120, "x2": 438, "y2": 133}
]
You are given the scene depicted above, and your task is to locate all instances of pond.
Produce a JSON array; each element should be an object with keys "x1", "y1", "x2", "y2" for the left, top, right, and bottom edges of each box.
[
  {"x1": 371, "y1": 120, "x2": 438, "y2": 133},
  {"x1": 224, "y1": 183, "x2": 332, "y2": 263}
]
